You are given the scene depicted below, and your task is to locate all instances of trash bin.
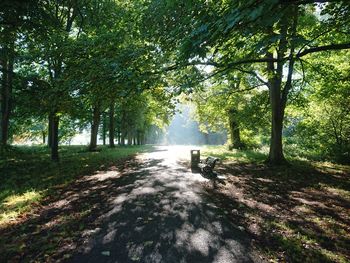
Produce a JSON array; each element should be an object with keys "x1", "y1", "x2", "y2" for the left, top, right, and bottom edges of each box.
[{"x1": 191, "y1": 150, "x2": 200, "y2": 168}]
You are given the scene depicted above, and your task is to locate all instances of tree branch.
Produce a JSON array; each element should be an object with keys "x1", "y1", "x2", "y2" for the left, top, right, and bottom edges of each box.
[
  {"x1": 282, "y1": 6, "x2": 298, "y2": 106},
  {"x1": 234, "y1": 67, "x2": 269, "y2": 86},
  {"x1": 281, "y1": 0, "x2": 341, "y2": 4},
  {"x1": 297, "y1": 43, "x2": 350, "y2": 58},
  {"x1": 296, "y1": 26, "x2": 340, "y2": 57},
  {"x1": 189, "y1": 57, "x2": 280, "y2": 69}
]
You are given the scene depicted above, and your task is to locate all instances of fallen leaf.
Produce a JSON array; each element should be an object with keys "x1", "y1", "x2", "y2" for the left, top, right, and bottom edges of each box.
[{"x1": 144, "y1": 241, "x2": 153, "y2": 246}]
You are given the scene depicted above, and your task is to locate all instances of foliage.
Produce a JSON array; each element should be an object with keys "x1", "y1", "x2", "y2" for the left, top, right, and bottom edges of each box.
[
  {"x1": 284, "y1": 51, "x2": 350, "y2": 163},
  {"x1": 143, "y1": 0, "x2": 350, "y2": 164},
  {"x1": 191, "y1": 74, "x2": 270, "y2": 148}
]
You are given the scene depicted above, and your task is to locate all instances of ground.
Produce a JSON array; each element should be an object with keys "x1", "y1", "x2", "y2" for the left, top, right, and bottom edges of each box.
[
  {"x1": 0, "y1": 145, "x2": 349, "y2": 263},
  {"x1": 202, "y1": 146, "x2": 350, "y2": 263}
]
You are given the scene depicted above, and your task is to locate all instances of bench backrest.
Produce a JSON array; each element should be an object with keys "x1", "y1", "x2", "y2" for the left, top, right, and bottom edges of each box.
[{"x1": 205, "y1": 156, "x2": 219, "y2": 168}]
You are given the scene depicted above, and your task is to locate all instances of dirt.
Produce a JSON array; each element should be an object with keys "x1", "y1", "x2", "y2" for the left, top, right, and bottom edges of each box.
[{"x1": 201, "y1": 162, "x2": 350, "y2": 262}]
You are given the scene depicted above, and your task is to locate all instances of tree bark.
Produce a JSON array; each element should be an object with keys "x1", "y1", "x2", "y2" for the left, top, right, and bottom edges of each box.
[
  {"x1": 266, "y1": 8, "x2": 298, "y2": 165},
  {"x1": 0, "y1": 40, "x2": 14, "y2": 146},
  {"x1": 89, "y1": 105, "x2": 101, "y2": 151},
  {"x1": 102, "y1": 113, "x2": 106, "y2": 145},
  {"x1": 127, "y1": 128, "x2": 132, "y2": 146},
  {"x1": 42, "y1": 131, "x2": 46, "y2": 144},
  {"x1": 229, "y1": 123, "x2": 242, "y2": 149},
  {"x1": 265, "y1": 48, "x2": 287, "y2": 165},
  {"x1": 137, "y1": 131, "x2": 142, "y2": 145},
  {"x1": 120, "y1": 130, "x2": 125, "y2": 146},
  {"x1": 48, "y1": 114, "x2": 53, "y2": 147},
  {"x1": 265, "y1": 21, "x2": 287, "y2": 164},
  {"x1": 51, "y1": 113, "x2": 59, "y2": 162},
  {"x1": 228, "y1": 109, "x2": 243, "y2": 150},
  {"x1": 267, "y1": 81, "x2": 286, "y2": 164},
  {"x1": 117, "y1": 129, "x2": 121, "y2": 145},
  {"x1": 141, "y1": 132, "x2": 145, "y2": 145},
  {"x1": 109, "y1": 100, "x2": 115, "y2": 147}
]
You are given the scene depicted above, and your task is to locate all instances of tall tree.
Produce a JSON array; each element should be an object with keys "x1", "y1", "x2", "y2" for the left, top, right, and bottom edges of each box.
[
  {"x1": 0, "y1": 0, "x2": 41, "y2": 146},
  {"x1": 144, "y1": 0, "x2": 350, "y2": 165},
  {"x1": 109, "y1": 99, "x2": 115, "y2": 147}
]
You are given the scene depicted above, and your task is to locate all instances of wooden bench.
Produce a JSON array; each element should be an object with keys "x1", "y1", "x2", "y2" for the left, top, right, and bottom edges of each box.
[{"x1": 198, "y1": 156, "x2": 220, "y2": 175}]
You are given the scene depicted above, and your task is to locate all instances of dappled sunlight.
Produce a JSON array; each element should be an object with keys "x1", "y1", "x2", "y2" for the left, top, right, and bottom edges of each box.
[
  {"x1": 190, "y1": 228, "x2": 222, "y2": 256},
  {"x1": 75, "y1": 147, "x2": 257, "y2": 261},
  {"x1": 0, "y1": 190, "x2": 41, "y2": 226},
  {"x1": 202, "y1": 159, "x2": 350, "y2": 262},
  {"x1": 3, "y1": 190, "x2": 41, "y2": 208},
  {"x1": 201, "y1": 145, "x2": 267, "y2": 163},
  {"x1": 312, "y1": 161, "x2": 350, "y2": 175},
  {"x1": 0, "y1": 146, "x2": 259, "y2": 262},
  {"x1": 3, "y1": 145, "x2": 348, "y2": 262},
  {"x1": 87, "y1": 170, "x2": 121, "y2": 182}
]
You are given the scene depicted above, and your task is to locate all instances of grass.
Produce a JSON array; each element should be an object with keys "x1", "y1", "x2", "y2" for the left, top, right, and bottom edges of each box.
[
  {"x1": 0, "y1": 190, "x2": 42, "y2": 224},
  {"x1": 202, "y1": 145, "x2": 350, "y2": 173},
  {"x1": 1, "y1": 144, "x2": 349, "y2": 262},
  {"x1": 201, "y1": 145, "x2": 268, "y2": 163},
  {"x1": 200, "y1": 145, "x2": 350, "y2": 263},
  {"x1": 0, "y1": 145, "x2": 153, "y2": 227}
]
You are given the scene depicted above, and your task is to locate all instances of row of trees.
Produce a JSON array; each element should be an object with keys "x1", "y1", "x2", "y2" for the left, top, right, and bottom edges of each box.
[
  {"x1": 1, "y1": 0, "x2": 349, "y2": 164},
  {"x1": 0, "y1": 0, "x2": 174, "y2": 161},
  {"x1": 143, "y1": 0, "x2": 350, "y2": 164}
]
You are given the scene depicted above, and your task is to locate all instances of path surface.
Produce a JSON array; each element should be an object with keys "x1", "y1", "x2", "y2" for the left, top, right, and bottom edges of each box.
[{"x1": 70, "y1": 146, "x2": 262, "y2": 263}]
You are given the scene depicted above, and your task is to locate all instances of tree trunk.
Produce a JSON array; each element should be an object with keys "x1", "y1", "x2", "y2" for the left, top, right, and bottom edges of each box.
[
  {"x1": 102, "y1": 113, "x2": 106, "y2": 145},
  {"x1": 267, "y1": 81, "x2": 286, "y2": 164},
  {"x1": 109, "y1": 100, "x2": 115, "y2": 147},
  {"x1": 48, "y1": 114, "x2": 53, "y2": 147},
  {"x1": 127, "y1": 129, "x2": 132, "y2": 146},
  {"x1": 139, "y1": 132, "x2": 143, "y2": 145},
  {"x1": 51, "y1": 113, "x2": 59, "y2": 162},
  {"x1": 42, "y1": 131, "x2": 46, "y2": 144},
  {"x1": 0, "y1": 40, "x2": 14, "y2": 146},
  {"x1": 265, "y1": 8, "x2": 298, "y2": 165},
  {"x1": 228, "y1": 109, "x2": 243, "y2": 150},
  {"x1": 137, "y1": 131, "x2": 141, "y2": 145},
  {"x1": 120, "y1": 130, "x2": 125, "y2": 146},
  {"x1": 204, "y1": 133, "x2": 209, "y2": 145},
  {"x1": 117, "y1": 130, "x2": 121, "y2": 145},
  {"x1": 266, "y1": 53, "x2": 287, "y2": 165},
  {"x1": 141, "y1": 132, "x2": 145, "y2": 145},
  {"x1": 229, "y1": 123, "x2": 241, "y2": 149},
  {"x1": 89, "y1": 105, "x2": 101, "y2": 151}
]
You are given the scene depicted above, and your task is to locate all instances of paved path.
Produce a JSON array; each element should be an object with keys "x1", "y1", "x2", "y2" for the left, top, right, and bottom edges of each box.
[{"x1": 70, "y1": 146, "x2": 261, "y2": 263}]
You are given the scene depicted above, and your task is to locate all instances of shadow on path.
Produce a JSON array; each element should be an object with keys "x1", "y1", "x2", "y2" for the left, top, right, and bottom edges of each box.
[
  {"x1": 69, "y1": 146, "x2": 261, "y2": 263},
  {"x1": 0, "y1": 146, "x2": 262, "y2": 263}
]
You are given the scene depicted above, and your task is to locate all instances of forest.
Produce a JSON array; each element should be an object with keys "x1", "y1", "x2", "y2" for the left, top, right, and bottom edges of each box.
[{"x1": 1, "y1": 0, "x2": 349, "y2": 262}]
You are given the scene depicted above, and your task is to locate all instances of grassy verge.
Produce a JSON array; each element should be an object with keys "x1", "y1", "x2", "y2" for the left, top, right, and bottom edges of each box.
[
  {"x1": 201, "y1": 145, "x2": 268, "y2": 163},
  {"x1": 0, "y1": 145, "x2": 152, "y2": 227},
  {"x1": 200, "y1": 145, "x2": 350, "y2": 263}
]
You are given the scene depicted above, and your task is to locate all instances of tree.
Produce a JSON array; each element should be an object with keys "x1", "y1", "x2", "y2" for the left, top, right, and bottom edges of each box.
[
  {"x1": 286, "y1": 50, "x2": 350, "y2": 163},
  {"x1": 144, "y1": 0, "x2": 350, "y2": 164},
  {"x1": 192, "y1": 74, "x2": 270, "y2": 150},
  {"x1": 0, "y1": 0, "x2": 45, "y2": 147},
  {"x1": 22, "y1": 0, "x2": 86, "y2": 160}
]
